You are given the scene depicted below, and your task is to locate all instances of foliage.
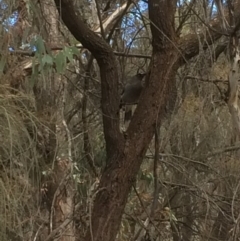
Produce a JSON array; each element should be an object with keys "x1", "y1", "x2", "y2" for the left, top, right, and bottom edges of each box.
[{"x1": 0, "y1": 0, "x2": 240, "y2": 241}]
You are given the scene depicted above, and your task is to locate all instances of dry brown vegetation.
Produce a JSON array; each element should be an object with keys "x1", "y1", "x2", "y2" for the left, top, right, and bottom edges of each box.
[{"x1": 1, "y1": 0, "x2": 240, "y2": 241}]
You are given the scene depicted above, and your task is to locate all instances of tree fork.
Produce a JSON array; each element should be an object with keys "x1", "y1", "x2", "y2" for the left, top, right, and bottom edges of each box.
[
  {"x1": 53, "y1": 1, "x2": 186, "y2": 241},
  {"x1": 53, "y1": 0, "x2": 240, "y2": 241}
]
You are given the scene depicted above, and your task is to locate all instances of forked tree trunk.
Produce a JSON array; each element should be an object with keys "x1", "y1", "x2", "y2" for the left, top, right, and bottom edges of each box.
[
  {"x1": 53, "y1": 0, "x2": 240, "y2": 241},
  {"x1": 53, "y1": 1, "x2": 178, "y2": 241}
]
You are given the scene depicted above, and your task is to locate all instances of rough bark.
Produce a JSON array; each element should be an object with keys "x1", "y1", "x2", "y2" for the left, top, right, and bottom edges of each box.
[
  {"x1": 38, "y1": 1, "x2": 75, "y2": 240},
  {"x1": 53, "y1": 1, "x2": 178, "y2": 241},
  {"x1": 228, "y1": 44, "x2": 240, "y2": 142},
  {"x1": 227, "y1": 1, "x2": 240, "y2": 145},
  {"x1": 54, "y1": 0, "x2": 124, "y2": 160},
  {"x1": 53, "y1": 1, "x2": 240, "y2": 241}
]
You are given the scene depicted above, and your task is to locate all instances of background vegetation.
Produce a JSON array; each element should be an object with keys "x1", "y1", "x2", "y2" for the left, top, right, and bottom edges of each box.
[{"x1": 0, "y1": 0, "x2": 240, "y2": 240}]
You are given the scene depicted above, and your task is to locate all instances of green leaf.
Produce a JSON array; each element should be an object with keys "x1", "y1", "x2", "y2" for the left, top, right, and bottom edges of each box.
[
  {"x1": 0, "y1": 56, "x2": 6, "y2": 76},
  {"x1": 63, "y1": 47, "x2": 74, "y2": 62},
  {"x1": 63, "y1": 46, "x2": 79, "y2": 62},
  {"x1": 34, "y1": 36, "x2": 45, "y2": 54},
  {"x1": 54, "y1": 52, "x2": 66, "y2": 73},
  {"x1": 42, "y1": 54, "x2": 53, "y2": 66},
  {"x1": 29, "y1": 60, "x2": 38, "y2": 88},
  {"x1": 69, "y1": 46, "x2": 80, "y2": 56}
]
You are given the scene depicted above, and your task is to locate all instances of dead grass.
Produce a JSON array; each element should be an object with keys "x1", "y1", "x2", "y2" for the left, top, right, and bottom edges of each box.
[{"x1": 0, "y1": 84, "x2": 43, "y2": 240}]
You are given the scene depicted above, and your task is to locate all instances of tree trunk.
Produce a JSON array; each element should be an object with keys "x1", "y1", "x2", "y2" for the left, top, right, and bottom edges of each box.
[
  {"x1": 53, "y1": 0, "x2": 240, "y2": 241},
  {"x1": 228, "y1": 37, "x2": 240, "y2": 143},
  {"x1": 38, "y1": 1, "x2": 76, "y2": 240},
  {"x1": 53, "y1": 1, "x2": 178, "y2": 241}
]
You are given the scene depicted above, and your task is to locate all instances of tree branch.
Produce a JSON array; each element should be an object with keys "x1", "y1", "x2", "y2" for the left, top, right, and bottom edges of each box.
[
  {"x1": 54, "y1": 0, "x2": 124, "y2": 158},
  {"x1": 179, "y1": 2, "x2": 240, "y2": 64}
]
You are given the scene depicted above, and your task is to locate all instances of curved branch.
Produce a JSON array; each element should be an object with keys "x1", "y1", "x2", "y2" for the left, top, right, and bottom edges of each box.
[{"x1": 54, "y1": 0, "x2": 124, "y2": 157}]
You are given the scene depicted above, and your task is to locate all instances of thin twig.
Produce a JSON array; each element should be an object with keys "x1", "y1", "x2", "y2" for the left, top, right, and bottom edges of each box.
[
  {"x1": 82, "y1": 55, "x2": 98, "y2": 177},
  {"x1": 150, "y1": 126, "x2": 160, "y2": 216},
  {"x1": 95, "y1": 0, "x2": 105, "y2": 39}
]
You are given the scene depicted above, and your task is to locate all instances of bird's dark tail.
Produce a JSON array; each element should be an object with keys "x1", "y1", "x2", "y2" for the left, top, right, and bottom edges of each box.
[{"x1": 124, "y1": 105, "x2": 132, "y2": 124}]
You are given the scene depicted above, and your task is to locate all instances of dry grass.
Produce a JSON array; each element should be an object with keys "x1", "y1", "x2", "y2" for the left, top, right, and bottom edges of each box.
[{"x1": 0, "y1": 84, "x2": 42, "y2": 240}]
